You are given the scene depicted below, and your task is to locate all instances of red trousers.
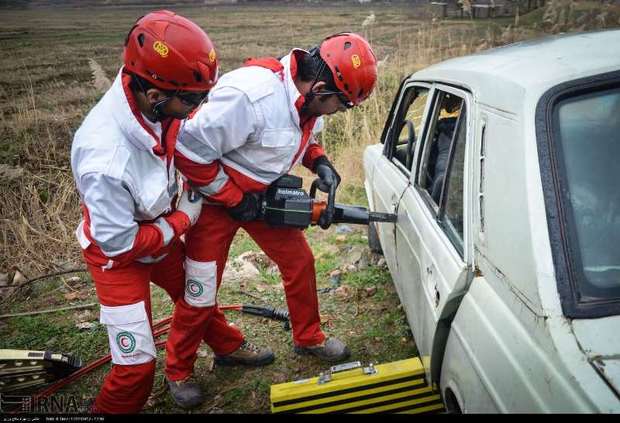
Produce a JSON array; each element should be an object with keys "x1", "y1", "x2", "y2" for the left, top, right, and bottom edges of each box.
[
  {"x1": 168, "y1": 204, "x2": 326, "y2": 378},
  {"x1": 87, "y1": 239, "x2": 237, "y2": 413}
]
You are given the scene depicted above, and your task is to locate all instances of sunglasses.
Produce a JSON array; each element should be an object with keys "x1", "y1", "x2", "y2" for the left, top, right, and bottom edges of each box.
[
  {"x1": 316, "y1": 90, "x2": 354, "y2": 109},
  {"x1": 175, "y1": 90, "x2": 209, "y2": 108}
]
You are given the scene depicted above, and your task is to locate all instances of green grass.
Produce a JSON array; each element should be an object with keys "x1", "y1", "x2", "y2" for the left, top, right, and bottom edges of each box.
[{"x1": 0, "y1": 223, "x2": 413, "y2": 413}]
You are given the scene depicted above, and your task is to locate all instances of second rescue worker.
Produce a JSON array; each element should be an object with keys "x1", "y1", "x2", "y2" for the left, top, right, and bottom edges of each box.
[{"x1": 169, "y1": 33, "x2": 377, "y2": 406}]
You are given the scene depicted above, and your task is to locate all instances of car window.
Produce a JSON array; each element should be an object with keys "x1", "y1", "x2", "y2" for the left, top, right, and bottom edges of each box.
[
  {"x1": 414, "y1": 90, "x2": 467, "y2": 255},
  {"x1": 417, "y1": 91, "x2": 464, "y2": 207},
  {"x1": 387, "y1": 86, "x2": 430, "y2": 172},
  {"x1": 553, "y1": 86, "x2": 620, "y2": 305},
  {"x1": 441, "y1": 106, "x2": 467, "y2": 254}
]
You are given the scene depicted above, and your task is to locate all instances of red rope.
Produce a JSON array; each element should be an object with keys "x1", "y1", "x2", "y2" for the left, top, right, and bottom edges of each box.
[
  {"x1": 32, "y1": 316, "x2": 173, "y2": 401},
  {"x1": 27, "y1": 303, "x2": 265, "y2": 404}
]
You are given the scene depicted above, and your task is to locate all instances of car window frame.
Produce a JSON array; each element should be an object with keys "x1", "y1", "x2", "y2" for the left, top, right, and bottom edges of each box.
[
  {"x1": 380, "y1": 76, "x2": 409, "y2": 147},
  {"x1": 414, "y1": 89, "x2": 443, "y2": 214},
  {"x1": 413, "y1": 84, "x2": 471, "y2": 258},
  {"x1": 382, "y1": 81, "x2": 433, "y2": 177},
  {"x1": 437, "y1": 104, "x2": 468, "y2": 257},
  {"x1": 536, "y1": 69, "x2": 620, "y2": 319}
]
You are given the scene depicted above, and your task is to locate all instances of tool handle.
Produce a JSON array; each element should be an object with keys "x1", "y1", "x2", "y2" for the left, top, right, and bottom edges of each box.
[
  {"x1": 310, "y1": 178, "x2": 336, "y2": 229},
  {"x1": 330, "y1": 361, "x2": 363, "y2": 374},
  {"x1": 317, "y1": 361, "x2": 377, "y2": 385},
  {"x1": 309, "y1": 179, "x2": 319, "y2": 199}
]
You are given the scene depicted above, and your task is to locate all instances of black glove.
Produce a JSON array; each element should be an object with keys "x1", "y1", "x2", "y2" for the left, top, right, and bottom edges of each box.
[
  {"x1": 227, "y1": 192, "x2": 262, "y2": 222},
  {"x1": 313, "y1": 156, "x2": 341, "y2": 193},
  {"x1": 317, "y1": 208, "x2": 334, "y2": 230}
]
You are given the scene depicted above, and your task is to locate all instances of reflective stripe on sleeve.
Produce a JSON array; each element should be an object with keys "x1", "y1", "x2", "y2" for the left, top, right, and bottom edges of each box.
[
  {"x1": 136, "y1": 254, "x2": 168, "y2": 264},
  {"x1": 196, "y1": 166, "x2": 230, "y2": 197},
  {"x1": 176, "y1": 136, "x2": 212, "y2": 165},
  {"x1": 153, "y1": 217, "x2": 175, "y2": 246}
]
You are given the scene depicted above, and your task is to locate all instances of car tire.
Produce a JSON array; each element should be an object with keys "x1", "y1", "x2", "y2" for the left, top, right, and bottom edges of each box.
[
  {"x1": 444, "y1": 388, "x2": 462, "y2": 414},
  {"x1": 367, "y1": 222, "x2": 383, "y2": 254}
]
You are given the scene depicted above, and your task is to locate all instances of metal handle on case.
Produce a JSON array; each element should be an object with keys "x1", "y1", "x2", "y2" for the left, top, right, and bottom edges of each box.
[{"x1": 317, "y1": 361, "x2": 377, "y2": 385}]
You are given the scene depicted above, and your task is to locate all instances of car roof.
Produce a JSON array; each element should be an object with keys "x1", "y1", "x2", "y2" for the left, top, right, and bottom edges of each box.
[{"x1": 410, "y1": 29, "x2": 620, "y2": 114}]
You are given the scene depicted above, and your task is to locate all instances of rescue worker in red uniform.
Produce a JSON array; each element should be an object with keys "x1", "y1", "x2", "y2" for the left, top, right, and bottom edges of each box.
[
  {"x1": 170, "y1": 33, "x2": 378, "y2": 405},
  {"x1": 70, "y1": 11, "x2": 219, "y2": 413}
]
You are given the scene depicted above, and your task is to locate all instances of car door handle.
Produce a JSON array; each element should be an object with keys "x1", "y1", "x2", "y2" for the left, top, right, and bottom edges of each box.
[{"x1": 390, "y1": 193, "x2": 398, "y2": 208}]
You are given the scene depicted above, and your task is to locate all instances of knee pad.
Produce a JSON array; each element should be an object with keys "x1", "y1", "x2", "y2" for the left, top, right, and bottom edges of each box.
[
  {"x1": 99, "y1": 301, "x2": 157, "y2": 365},
  {"x1": 184, "y1": 258, "x2": 217, "y2": 307}
]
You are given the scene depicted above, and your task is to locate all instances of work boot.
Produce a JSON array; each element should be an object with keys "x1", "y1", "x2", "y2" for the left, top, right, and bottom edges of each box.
[
  {"x1": 294, "y1": 337, "x2": 351, "y2": 363},
  {"x1": 167, "y1": 376, "x2": 204, "y2": 409},
  {"x1": 214, "y1": 339, "x2": 275, "y2": 366}
]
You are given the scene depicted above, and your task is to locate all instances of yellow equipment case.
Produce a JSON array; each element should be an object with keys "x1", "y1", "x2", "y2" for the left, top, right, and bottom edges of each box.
[{"x1": 270, "y1": 357, "x2": 444, "y2": 414}]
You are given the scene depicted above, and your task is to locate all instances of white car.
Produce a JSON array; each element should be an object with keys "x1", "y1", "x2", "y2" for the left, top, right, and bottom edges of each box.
[{"x1": 363, "y1": 30, "x2": 620, "y2": 412}]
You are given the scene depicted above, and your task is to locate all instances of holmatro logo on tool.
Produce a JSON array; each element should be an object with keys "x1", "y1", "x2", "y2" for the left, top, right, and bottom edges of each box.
[
  {"x1": 116, "y1": 332, "x2": 136, "y2": 353},
  {"x1": 186, "y1": 280, "x2": 204, "y2": 298}
]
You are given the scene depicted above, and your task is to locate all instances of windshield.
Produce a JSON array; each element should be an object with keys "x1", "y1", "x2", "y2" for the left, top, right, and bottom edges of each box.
[{"x1": 554, "y1": 87, "x2": 620, "y2": 303}]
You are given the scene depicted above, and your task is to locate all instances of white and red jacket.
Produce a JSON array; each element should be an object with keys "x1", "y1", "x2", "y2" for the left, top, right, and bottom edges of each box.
[
  {"x1": 71, "y1": 69, "x2": 191, "y2": 269},
  {"x1": 175, "y1": 49, "x2": 327, "y2": 207}
]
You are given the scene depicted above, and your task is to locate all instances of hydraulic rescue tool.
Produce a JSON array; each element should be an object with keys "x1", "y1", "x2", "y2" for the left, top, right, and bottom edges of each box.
[{"x1": 260, "y1": 174, "x2": 397, "y2": 229}]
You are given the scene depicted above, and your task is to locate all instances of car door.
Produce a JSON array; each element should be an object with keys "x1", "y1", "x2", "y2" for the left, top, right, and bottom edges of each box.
[
  {"x1": 368, "y1": 81, "x2": 432, "y2": 281},
  {"x1": 394, "y1": 86, "x2": 473, "y2": 383}
]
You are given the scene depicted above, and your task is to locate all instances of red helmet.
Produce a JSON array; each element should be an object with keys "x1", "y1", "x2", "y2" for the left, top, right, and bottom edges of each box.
[
  {"x1": 319, "y1": 32, "x2": 377, "y2": 106},
  {"x1": 124, "y1": 10, "x2": 218, "y2": 92}
]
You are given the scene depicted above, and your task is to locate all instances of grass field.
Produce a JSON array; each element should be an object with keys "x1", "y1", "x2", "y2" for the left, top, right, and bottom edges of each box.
[{"x1": 0, "y1": 0, "x2": 618, "y2": 414}]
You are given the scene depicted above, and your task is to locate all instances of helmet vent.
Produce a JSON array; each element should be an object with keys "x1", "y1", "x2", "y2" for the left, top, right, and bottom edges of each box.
[
  {"x1": 344, "y1": 83, "x2": 350, "y2": 93},
  {"x1": 193, "y1": 70, "x2": 203, "y2": 82},
  {"x1": 344, "y1": 41, "x2": 352, "y2": 50},
  {"x1": 137, "y1": 33, "x2": 145, "y2": 47},
  {"x1": 334, "y1": 65, "x2": 344, "y2": 81}
]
